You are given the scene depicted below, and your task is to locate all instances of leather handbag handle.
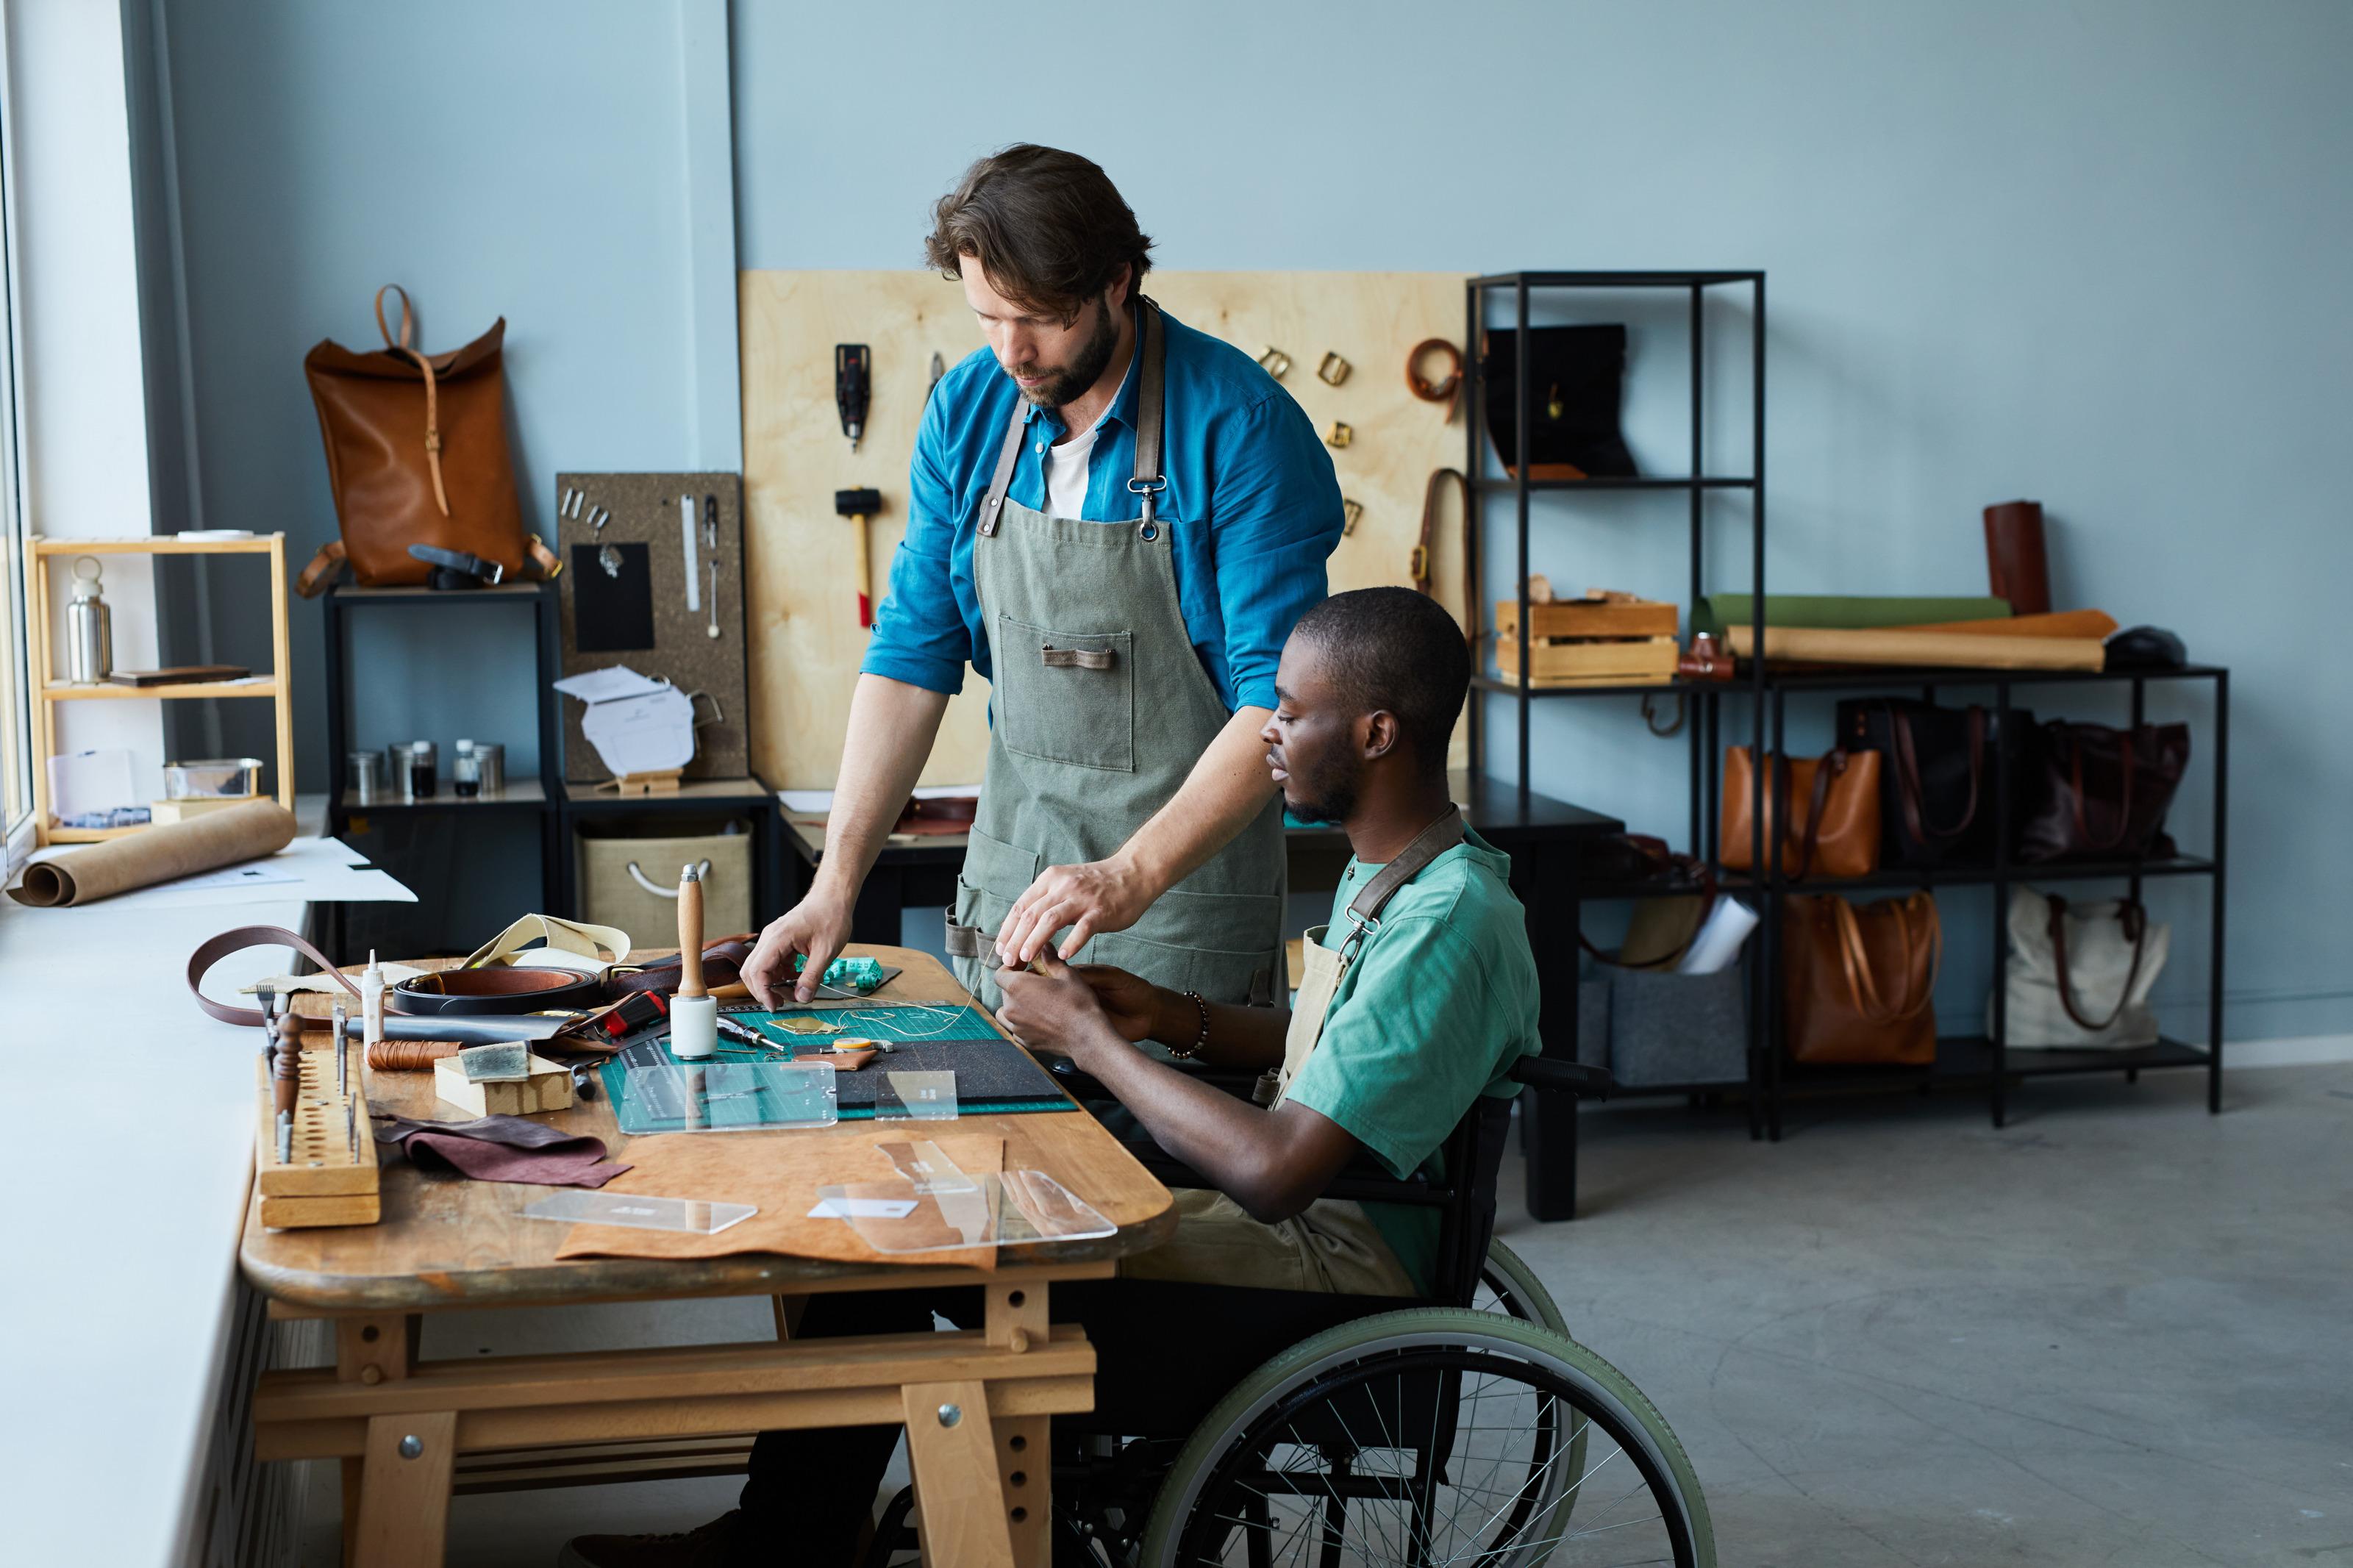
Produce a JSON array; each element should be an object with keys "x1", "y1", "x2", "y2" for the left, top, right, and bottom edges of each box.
[
  {"x1": 2068, "y1": 729, "x2": 2137, "y2": 852},
  {"x1": 1771, "y1": 749, "x2": 1847, "y2": 881},
  {"x1": 2046, "y1": 893, "x2": 2149, "y2": 1032},
  {"x1": 1890, "y1": 705, "x2": 1984, "y2": 842},
  {"x1": 373, "y1": 284, "x2": 452, "y2": 518},
  {"x1": 1829, "y1": 896, "x2": 1940, "y2": 1025}
]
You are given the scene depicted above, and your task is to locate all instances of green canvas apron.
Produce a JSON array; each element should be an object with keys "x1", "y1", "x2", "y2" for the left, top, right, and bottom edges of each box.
[{"x1": 943, "y1": 299, "x2": 1284, "y2": 1010}]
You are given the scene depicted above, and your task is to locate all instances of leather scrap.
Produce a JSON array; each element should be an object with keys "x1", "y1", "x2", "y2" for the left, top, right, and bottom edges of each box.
[{"x1": 374, "y1": 1112, "x2": 630, "y2": 1188}]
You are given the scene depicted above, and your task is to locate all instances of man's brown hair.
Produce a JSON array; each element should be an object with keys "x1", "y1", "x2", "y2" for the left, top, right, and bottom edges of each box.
[{"x1": 924, "y1": 145, "x2": 1153, "y2": 320}]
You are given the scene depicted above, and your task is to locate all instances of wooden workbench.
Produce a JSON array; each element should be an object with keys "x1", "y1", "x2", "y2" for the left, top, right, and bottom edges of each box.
[{"x1": 240, "y1": 945, "x2": 1174, "y2": 1567}]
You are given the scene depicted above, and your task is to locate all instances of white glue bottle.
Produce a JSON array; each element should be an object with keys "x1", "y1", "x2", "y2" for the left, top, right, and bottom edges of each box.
[
  {"x1": 668, "y1": 863, "x2": 718, "y2": 1060},
  {"x1": 360, "y1": 949, "x2": 387, "y2": 1050}
]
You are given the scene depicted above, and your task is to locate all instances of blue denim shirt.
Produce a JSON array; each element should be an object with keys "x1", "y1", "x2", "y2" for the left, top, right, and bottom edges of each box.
[{"x1": 859, "y1": 304, "x2": 1343, "y2": 712}]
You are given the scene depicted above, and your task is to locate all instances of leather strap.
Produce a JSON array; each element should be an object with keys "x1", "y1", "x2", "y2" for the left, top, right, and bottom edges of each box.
[
  {"x1": 374, "y1": 285, "x2": 451, "y2": 518},
  {"x1": 390, "y1": 965, "x2": 604, "y2": 1016},
  {"x1": 1414, "y1": 468, "x2": 1467, "y2": 599},
  {"x1": 1406, "y1": 338, "x2": 1464, "y2": 421},
  {"x1": 188, "y1": 925, "x2": 360, "y2": 1025},
  {"x1": 1829, "y1": 896, "x2": 1940, "y2": 1025},
  {"x1": 295, "y1": 539, "x2": 349, "y2": 599},
  {"x1": 1041, "y1": 645, "x2": 1115, "y2": 670},
  {"x1": 2046, "y1": 893, "x2": 2149, "y2": 1032},
  {"x1": 2070, "y1": 730, "x2": 2137, "y2": 852},
  {"x1": 1766, "y1": 751, "x2": 1847, "y2": 881},
  {"x1": 407, "y1": 541, "x2": 504, "y2": 588},
  {"x1": 979, "y1": 297, "x2": 1168, "y2": 537},
  {"x1": 1338, "y1": 806, "x2": 1466, "y2": 959},
  {"x1": 1890, "y1": 704, "x2": 1984, "y2": 843}
]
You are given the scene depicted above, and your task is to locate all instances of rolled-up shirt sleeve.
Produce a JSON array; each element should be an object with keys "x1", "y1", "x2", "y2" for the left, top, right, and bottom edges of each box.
[
  {"x1": 859, "y1": 393, "x2": 970, "y2": 695},
  {"x1": 1207, "y1": 391, "x2": 1344, "y2": 711}
]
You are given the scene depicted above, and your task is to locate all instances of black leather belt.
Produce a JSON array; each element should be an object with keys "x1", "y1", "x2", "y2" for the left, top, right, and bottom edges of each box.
[
  {"x1": 407, "y1": 542, "x2": 506, "y2": 590},
  {"x1": 389, "y1": 966, "x2": 606, "y2": 1016}
]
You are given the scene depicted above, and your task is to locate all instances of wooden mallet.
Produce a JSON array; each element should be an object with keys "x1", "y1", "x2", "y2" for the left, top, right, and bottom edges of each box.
[{"x1": 835, "y1": 487, "x2": 882, "y2": 628}]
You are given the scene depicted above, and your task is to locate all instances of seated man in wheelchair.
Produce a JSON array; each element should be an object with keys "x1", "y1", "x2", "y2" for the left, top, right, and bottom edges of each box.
[
  {"x1": 993, "y1": 583, "x2": 1540, "y2": 1301},
  {"x1": 564, "y1": 587, "x2": 1546, "y2": 1567}
]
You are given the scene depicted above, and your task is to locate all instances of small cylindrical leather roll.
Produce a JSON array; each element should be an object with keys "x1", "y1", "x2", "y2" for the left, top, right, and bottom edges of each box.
[{"x1": 367, "y1": 1039, "x2": 465, "y2": 1071}]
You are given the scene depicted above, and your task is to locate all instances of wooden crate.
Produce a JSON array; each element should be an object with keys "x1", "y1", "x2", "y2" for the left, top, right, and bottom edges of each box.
[
  {"x1": 1492, "y1": 634, "x2": 1679, "y2": 687},
  {"x1": 1493, "y1": 596, "x2": 1679, "y2": 641}
]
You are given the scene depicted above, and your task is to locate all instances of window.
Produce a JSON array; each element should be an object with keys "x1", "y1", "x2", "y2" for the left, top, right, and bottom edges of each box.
[{"x1": 0, "y1": 89, "x2": 30, "y2": 867}]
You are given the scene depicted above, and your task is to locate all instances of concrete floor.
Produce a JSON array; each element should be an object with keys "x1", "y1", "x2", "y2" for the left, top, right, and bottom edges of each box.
[{"x1": 340, "y1": 1060, "x2": 2352, "y2": 1566}]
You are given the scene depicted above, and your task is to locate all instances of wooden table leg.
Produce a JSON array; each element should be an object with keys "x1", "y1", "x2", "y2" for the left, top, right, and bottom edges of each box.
[
  {"x1": 335, "y1": 1314, "x2": 416, "y2": 1562},
  {"x1": 986, "y1": 1282, "x2": 1051, "y2": 1565},
  {"x1": 902, "y1": 1378, "x2": 1015, "y2": 1568},
  {"x1": 351, "y1": 1410, "x2": 456, "y2": 1567}
]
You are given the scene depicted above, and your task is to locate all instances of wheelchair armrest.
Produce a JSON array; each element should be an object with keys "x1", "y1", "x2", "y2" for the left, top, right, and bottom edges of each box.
[{"x1": 1510, "y1": 1056, "x2": 1613, "y2": 1100}]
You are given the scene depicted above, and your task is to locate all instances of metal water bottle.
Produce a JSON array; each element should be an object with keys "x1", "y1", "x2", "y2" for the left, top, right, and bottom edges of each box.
[{"x1": 65, "y1": 555, "x2": 113, "y2": 683}]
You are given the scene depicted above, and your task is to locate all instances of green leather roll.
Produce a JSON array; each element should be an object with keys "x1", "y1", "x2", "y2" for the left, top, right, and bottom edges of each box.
[{"x1": 1694, "y1": 594, "x2": 2012, "y2": 640}]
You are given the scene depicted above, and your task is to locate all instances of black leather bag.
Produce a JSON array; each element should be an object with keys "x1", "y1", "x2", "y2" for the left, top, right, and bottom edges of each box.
[
  {"x1": 1838, "y1": 698, "x2": 2038, "y2": 869},
  {"x1": 1478, "y1": 324, "x2": 1638, "y2": 479},
  {"x1": 2016, "y1": 720, "x2": 2190, "y2": 863}
]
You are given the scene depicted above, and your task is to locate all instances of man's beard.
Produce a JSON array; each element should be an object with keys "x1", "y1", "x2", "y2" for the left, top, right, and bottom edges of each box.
[
  {"x1": 1012, "y1": 296, "x2": 1122, "y2": 410},
  {"x1": 1285, "y1": 753, "x2": 1359, "y2": 826}
]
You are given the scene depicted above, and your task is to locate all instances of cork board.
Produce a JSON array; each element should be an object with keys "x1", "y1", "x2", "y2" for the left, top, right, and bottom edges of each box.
[
  {"x1": 554, "y1": 471, "x2": 749, "y2": 783},
  {"x1": 739, "y1": 271, "x2": 1470, "y2": 790}
]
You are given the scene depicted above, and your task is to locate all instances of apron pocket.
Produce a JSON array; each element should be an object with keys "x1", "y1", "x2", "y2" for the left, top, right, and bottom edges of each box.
[
  {"x1": 996, "y1": 613, "x2": 1135, "y2": 773},
  {"x1": 952, "y1": 825, "x2": 1040, "y2": 942}
]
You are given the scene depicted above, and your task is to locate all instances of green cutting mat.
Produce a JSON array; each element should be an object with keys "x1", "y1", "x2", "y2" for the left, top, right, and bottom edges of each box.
[{"x1": 732, "y1": 1003, "x2": 994, "y2": 1045}]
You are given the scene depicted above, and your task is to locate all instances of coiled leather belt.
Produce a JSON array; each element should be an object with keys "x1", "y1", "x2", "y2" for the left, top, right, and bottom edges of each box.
[{"x1": 390, "y1": 965, "x2": 607, "y2": 1016}]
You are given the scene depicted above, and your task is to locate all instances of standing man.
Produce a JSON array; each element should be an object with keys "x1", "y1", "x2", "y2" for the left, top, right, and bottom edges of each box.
[{"x1": 743, "y1": 146, "x2": 1343, "y2": 1011}]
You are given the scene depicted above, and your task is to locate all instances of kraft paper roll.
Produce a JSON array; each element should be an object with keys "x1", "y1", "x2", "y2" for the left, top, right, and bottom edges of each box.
[{"x1": 9, "y1": 799, "x2": 297, "y2": 908}]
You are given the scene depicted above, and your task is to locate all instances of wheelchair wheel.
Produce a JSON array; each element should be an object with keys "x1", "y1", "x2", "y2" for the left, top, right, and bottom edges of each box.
[
  {"x1": 1139, "y1": 1309, "x2": 1712, "y2": 1567},
  {"x1": 1477, "y1": 1239, "x2": 1569, "y2": 1334}
]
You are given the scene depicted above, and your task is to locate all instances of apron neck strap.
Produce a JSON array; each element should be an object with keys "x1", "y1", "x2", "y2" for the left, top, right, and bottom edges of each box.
[
  {"x1": 978, "y1": 296, "x2": 1167, "y2": 538},
  {"x1": 1340, "y1": 805, "x2": 1466, "y2": 954}
]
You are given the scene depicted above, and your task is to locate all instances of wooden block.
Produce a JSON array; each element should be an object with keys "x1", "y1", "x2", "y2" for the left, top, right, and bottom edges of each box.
[
  {"x1": 260, "y1": 1190, "x2": 384, "y2": 1228},
  {"x1": 597, "y1": 768, "x2": 684, "y2": 797},
  {"x1": 432, "y1": 1053, "x2": 574, "y2": 1117},
  {"x1": 254, "y1": 1049, "x2": 382, "y2": 1221},
  {"x1": 1493, "y1": 634, "x2": 1679, "y2": 684},
  {"x1": 150, "y1": 793, "x2": 261, "y2": 824},
  {"x1": 1496, "y1": 597, "x2": 1679, "y2": 640}
]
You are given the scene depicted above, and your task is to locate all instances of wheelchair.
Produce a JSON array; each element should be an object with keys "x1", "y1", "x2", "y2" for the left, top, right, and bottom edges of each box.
[{"x1": 867, "y1": 1054, "x2": 1715, "y2": 1567}]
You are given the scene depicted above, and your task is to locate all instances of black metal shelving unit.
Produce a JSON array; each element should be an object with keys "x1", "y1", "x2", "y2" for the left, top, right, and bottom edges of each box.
[
  {"x1": 1465, "y1": 271, "x2": 2229, "y2": 1174},
  {"x1": 319, "y1": 580, "x2": 782, "y2": 959}
]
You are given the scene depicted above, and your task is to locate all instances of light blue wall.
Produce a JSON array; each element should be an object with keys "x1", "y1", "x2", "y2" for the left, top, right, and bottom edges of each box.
[
  {"x1": 156, "y1": 0, "x2": 737, "y2": 792},
  {"x1": 732, "y1": 0, "x2": 2353, "y2": 1042}
]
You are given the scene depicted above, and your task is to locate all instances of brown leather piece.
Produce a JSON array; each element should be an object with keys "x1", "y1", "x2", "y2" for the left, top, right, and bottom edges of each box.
[
  {"x1": 604, "y1": 936, "x2": 760, "y2": 998},
  {"x1": 2047, "y1": 893, "x2": 2150, "y2": 1033},
  {"x1": 554, "y1": 1129, "x2": 1005, "y2": 1267},
  {"x1": 1720, "y1": 747, "x2": 1882, "y2": 881},
  {"x1": 1040, "y1": 645, "x2": 1115, "y2": 670},
  {"x1": 1406, "y1": 337, "x2": 1464, "y2": 421},
  {"x1": 1983, "y1": 500, "x2": 2052, "y2": 615},
  {"x1": 303, "y1": 285, "x2": 527, "y2": 591},
  {"x1": 1785, "y1": 892, "x2": 1940, "y2": 1064}
]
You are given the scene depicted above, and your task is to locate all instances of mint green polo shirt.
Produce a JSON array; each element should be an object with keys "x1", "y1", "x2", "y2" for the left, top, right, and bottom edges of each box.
[{"x1": 1282, "y1": 826, "x2": 1543, "y2": 1294}]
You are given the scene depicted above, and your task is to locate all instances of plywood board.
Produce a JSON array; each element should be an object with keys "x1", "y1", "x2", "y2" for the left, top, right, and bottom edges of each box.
[{"x1": 739, "y1": 271, "x2": 1470, "y2": 790}]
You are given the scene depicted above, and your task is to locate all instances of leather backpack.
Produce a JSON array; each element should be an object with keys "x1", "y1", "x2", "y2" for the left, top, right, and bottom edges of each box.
[{"x1": 299, "y1": 286, "x2": 553, "y2": 595}]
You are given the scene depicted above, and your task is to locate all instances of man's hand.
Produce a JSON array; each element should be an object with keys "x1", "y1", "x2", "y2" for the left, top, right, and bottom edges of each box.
[
  {"x1": 995, "y1": 856, "x2": 1152, "y2": 967},
  {"x1": 1067, "y1": 964, "x2": 1171, "y2": 1043},
  {"x1": 996, "y1": 955, "x2": 1124, "y2": 1061},
  {"x1": 742, "y1": 884, "x2": 856, "y2": 1007}
]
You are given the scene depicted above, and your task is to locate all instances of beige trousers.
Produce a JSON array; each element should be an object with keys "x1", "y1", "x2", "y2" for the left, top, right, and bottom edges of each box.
[{"x1": 1121, "y1": 1187, "x2": 1418, "y2": 1296}]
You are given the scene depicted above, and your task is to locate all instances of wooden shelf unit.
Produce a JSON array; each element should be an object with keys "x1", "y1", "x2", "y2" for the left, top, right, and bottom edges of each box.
[{"x1": 27, "y1": 533, "x2": 295, "y2": 846}]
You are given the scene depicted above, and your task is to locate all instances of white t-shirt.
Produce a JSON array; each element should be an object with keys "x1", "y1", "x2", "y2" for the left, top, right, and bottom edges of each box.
[{"x1": 1043, "y1": 420, "x2": 1103, "y2": 520}]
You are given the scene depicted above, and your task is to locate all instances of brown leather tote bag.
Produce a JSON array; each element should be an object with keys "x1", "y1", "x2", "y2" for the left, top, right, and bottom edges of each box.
[
  {"x1": 1785, "y1": 892, "x2": 1941, "y2": 1065},
  {"x1": 299, "y1": 286, "x2": 538, "y2": 595},
  {"x1": 1721, "y1": 747, "x2": 1882, "y2": 881}
]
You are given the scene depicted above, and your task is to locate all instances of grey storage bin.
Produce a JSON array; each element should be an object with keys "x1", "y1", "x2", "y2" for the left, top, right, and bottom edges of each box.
[
  {"x1": 1604, "y1": 966, "x2": 1748, "y2": 1088},
  {"x1": 576, "y1": 816, "x2": 754, "y2": 948},
  {"x1": 1576, "y1": 977, "x2": 1611, "y2": 1072}
]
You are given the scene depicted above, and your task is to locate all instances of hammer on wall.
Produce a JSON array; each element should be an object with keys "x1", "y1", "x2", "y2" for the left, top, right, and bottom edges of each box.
[{"x1": 835, "y1": 487, "x2": 882, "y2": 627}]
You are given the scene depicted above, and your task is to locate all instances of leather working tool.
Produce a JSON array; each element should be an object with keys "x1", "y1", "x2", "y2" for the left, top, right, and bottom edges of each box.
[
  {"x1": 835, "y1": 343, "x2": 871, "y2": 453},
  {"x1": 669, "y1": 862, "x2": 718, "y2": 1059},
  {"x1": 835, "y1": 487, "x2": 882, "y2": 627},
  {"x1": 1407, "y1": 337, "x2": 1464, "y2": 420},
  {"x1": 390, "y1": 965, "x2": 606, "y2": 1017}
]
